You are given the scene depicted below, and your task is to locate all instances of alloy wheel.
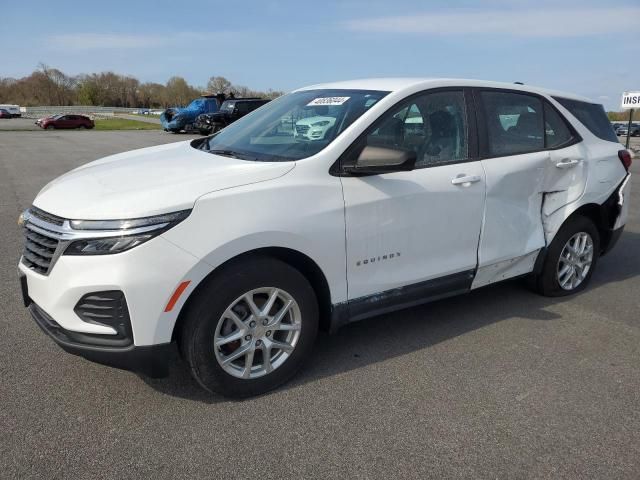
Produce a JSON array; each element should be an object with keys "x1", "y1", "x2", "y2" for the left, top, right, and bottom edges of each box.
[
  {"x1": 213, "y1": 287, "x2": 302, "y2": 379},
  {"x1": 556, "y1": 232, "x2": 594, "y2": 290}
]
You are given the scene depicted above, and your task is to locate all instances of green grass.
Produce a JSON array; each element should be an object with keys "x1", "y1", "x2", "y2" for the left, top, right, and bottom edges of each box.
[{"x1": 94, "y1": 118, "x2": 160, "y2": 130}]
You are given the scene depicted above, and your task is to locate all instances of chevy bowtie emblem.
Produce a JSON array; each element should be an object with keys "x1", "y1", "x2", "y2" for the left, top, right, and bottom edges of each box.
[{"x1": 17, "y1": 211, "x2": 26, "y2": 227}]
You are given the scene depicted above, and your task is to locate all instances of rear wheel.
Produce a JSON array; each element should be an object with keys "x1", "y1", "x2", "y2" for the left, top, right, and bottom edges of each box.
[
  {"x1": 179, "y1": 257, "x2": 319, "y2": 397},
  {"x1": 532, "y1": 215, "x2": 600, "y2": 297}
]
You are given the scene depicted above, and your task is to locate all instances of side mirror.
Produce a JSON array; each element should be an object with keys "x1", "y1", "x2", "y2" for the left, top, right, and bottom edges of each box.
[{"x1": 344, "y1": 145, "x2": 417, "y2": 175}]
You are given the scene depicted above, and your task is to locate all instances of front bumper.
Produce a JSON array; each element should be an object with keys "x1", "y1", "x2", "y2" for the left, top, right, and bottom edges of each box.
[
  {"x1": 18, "y1": 234, "x2": 203, "y2": 346},
  {"x1": 194, "y1": 119, "x2": 213, "y2": 131},
  {"x1": 27, "y1": 300, "x2": 170, "y2": 377}
]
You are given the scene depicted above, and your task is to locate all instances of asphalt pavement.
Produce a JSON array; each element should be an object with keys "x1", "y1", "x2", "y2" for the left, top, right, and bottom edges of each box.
[{"x1": 1, "y1": 130, "x2": 639, "y2": 479}]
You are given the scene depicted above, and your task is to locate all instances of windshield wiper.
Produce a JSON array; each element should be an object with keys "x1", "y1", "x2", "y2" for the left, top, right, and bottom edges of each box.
[{"x1": 208, "y1": 149, "x2": 242, "y2": 159}]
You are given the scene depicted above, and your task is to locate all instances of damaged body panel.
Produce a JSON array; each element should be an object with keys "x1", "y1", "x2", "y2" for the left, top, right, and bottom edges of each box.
[{"x1": 160, "y1": 96, "x2": 221, "y2": 132}]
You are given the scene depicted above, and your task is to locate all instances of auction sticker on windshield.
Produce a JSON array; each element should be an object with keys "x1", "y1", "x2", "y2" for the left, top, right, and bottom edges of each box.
[{"x1": 307, "y1": 97, "x2": 350, "y2": 106}]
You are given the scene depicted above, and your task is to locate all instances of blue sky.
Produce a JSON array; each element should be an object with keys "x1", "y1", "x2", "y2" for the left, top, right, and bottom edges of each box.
[{"x1": 1, "y1": 0, "x2": 638, "y2": 110}]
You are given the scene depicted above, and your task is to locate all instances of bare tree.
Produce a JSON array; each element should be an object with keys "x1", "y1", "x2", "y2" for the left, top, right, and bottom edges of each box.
[
  {"x1": 0, "y1": 66, "x2": 283, "y2": 107},
  {"x1": 165, "y1": 76, "x2": 201, "y2": 107},
  {"x1": 206, "y1": 76, "x2": 233, "y2": 94}
]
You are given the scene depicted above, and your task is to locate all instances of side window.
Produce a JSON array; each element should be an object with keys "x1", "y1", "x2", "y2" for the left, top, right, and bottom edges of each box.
[
  {"x1": 366, "y1": 90, "x2": 468, "y2": 167},
  {"x1": 481, "y1": 91, "x2": 544, "y2": 156},
  {"x1": 553, "y1": 96, "x2": 617, "y2": 143},
  {"x1": 236, "y1": 103, "x2": 250, "y2": 114},
  {"x1": 544, "y1": 103, "x2": 573, "y2": 148}
]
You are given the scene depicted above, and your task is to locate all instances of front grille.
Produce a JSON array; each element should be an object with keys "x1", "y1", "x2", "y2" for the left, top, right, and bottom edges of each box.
[
  {"x1": 29, "y1": 207, "x2": 64, "y2": 226},
  {"x1": 22, "y1": 208, "x2": 65, "y2": 275},
  {"x1": 23, "y1": 228, "x2": 59, "y2": 274},
  {"x1": 296, "y1": 125, "x2": 310, "y2": 134}
]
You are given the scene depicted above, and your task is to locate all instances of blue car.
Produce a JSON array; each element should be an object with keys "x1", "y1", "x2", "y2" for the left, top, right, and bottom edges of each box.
[{"x1": 161, "y1": 95, "x2": 222, "y2": 132}]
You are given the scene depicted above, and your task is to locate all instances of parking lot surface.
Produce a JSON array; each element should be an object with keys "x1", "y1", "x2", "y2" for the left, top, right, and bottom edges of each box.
[
  {"x1": 1, "y1": 130, "x2": 639, "y2": 479},
  {"x1": 0, "y1": 117, "x2": 43, "y2": 131}
]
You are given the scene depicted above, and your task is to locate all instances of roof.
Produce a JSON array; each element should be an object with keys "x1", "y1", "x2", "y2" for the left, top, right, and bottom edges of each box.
[{"x1": 295, "y1": 78, "x2": 594, "y2": 103}]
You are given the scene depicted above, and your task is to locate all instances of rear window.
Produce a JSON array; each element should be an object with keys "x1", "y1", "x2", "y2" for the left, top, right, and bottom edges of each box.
[{"x1": 553, "y1": 97, "x2": 617, "y2": 143}]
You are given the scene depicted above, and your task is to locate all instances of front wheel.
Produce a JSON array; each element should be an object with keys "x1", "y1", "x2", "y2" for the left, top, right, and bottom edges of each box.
[
  {"x1": 532, "y1": 215, "x2": 600, "y2": 297},
  {"x1": 179, "y1": 257, "x2": 319, "y2": 397},
  {"x1": 45, "y1": 124, "x2": 55, "y2": 130}
]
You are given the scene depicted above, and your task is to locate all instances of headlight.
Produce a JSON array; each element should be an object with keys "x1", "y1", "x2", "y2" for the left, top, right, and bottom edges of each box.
[
  {"x1": 311, "y1": 120, "x2": 330, "y2": 127},
  {"x1": 64, "y1": 210, "x2": 190, "y2": 255},
  {"x1": 64, "y1": 235, "x2": 154, "y2": 255}
]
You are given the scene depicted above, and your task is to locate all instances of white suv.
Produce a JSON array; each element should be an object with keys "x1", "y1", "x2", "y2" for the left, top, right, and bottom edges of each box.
[{"x1": 18, "y1": 79, "x2": 632, "y2": 397}]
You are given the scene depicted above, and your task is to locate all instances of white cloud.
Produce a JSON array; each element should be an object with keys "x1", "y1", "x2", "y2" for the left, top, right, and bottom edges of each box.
[{"x1": 344, "y1": 7, "x2": 640, "y2": 37}]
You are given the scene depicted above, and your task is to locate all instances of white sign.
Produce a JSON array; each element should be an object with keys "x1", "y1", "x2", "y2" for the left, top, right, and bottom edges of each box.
[
  {"x1": 621, "y1": 91, "x2": 640, "y2": 109},
  {"x1": 307, "y1": 97, "x2": 350, "y2": 106}
]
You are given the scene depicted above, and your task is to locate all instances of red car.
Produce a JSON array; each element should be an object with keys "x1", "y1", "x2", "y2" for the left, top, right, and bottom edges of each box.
[
  {"x1": 37, "y1": 114, "x2": 94, "y2": 129},
  {"x1": 0, "y1": 109, "x2": 12, "y2": 119}
]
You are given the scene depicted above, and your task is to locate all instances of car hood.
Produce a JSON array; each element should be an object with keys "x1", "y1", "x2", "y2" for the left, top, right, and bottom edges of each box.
[{"x1": 33, "y1": 141, "x2": 295, "y2": 219}]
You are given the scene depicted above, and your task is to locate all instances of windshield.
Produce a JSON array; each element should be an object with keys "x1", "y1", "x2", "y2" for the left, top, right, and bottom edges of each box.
[
  {"x1": 185, "y1": 99, "x2": 204, "y2": 110},
  {"x1": 197, "y1": 89, "x2": 389, "y2": 161},
  {"x1": 221, "y1": 101, "x2": 235, "y2": 111}
]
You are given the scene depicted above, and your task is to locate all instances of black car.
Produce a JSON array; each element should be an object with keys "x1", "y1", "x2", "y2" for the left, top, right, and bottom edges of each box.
[{"x1": 195, "y1": 98, "x2": 270, "y2": 135}]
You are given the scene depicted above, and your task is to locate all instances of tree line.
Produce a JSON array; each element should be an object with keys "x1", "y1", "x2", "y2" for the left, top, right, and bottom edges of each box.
[
  {"x1": 607, "y1": 110, "x2": 640, "y2": 121},
  {"x1": 0, "y1": 64, "x2": 285, "y2": 108}
]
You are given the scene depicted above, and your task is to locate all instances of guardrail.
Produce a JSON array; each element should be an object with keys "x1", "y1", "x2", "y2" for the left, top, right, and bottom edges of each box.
[{"x1": 21, "y1": 106, "x2": 162, "y2": 118}]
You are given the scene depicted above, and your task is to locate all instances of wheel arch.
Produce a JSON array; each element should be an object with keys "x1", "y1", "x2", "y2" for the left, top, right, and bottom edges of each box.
[
  {"x1": 171, "y1": 247, "x2": 333, "y2": 344},
  {"x1": 535, "y1": 197, "x2": 620, "y2": 274},
  {"x1": 547, "y1": 199, "x2": 619, "y2": 253}
]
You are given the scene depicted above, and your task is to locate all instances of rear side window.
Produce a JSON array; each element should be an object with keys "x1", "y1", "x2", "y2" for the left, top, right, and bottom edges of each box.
[
  {"x1": 553, "y1": 97, "x2": 617, "y2": 143},
  {"x1": 480, "y1": 91, "x2": 544, "y2": 156},
  {"x1": 544, "y1": 103, "x2": 573, "y2": 148},
  {"x1": 236, "y1": 103, "x2": 251, "y2": 114}
]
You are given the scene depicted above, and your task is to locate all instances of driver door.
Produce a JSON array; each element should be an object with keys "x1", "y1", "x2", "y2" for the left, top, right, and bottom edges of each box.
[{"x1": 339, "y1": 89, "x2": 486, "y2": 308}]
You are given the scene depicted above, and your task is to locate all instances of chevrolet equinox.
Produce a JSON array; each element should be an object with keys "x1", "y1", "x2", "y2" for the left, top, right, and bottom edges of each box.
[{"x1": 18, "y1": 79, "x2": 632, "y2": 397}]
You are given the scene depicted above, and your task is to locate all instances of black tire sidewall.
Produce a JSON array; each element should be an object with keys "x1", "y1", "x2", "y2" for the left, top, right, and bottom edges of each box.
[
  {"x1": 181, "y1": 257, "x2": 319, "y2": 397},
  {"x1": 538, "y1": 216, "x2": 600, "y2": 296}
]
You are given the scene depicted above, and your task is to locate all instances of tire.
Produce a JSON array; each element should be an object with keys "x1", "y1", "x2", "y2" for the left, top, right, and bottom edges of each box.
[
  {"x1": 79, "y1": 125, "x2": 87, "y2": 129},
  {"x1": 532, "y1": 215, "x2": 600, "y2": 297},
  {"x1": 45, "y1": 124, "x2": 55, "y2": 130},
  {"x1": 179, "y1": 256, "x2": 319, "y2": 397}
]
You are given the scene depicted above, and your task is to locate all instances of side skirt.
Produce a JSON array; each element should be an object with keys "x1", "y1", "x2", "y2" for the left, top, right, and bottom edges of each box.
[
  {"x1": 329, "y1": 270, "x2": 475, "y2": 332},
  {"x1": 471, "y1": 250, "x2": 540, "y2": 289}
]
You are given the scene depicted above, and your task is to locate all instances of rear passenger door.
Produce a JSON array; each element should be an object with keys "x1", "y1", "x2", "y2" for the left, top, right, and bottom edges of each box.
[
  {"x1": 473, "y1": 89, "x2": 582, "y2": 288},
  {"x1": 57, "y1": 115, "x2": 72, "y2": 128}
]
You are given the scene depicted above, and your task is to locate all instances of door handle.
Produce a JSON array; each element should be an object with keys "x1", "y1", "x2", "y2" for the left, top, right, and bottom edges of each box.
[
  {"x1": 451, "y1": 175, "x2": 481, "y2": 186},
  {"x1": 555, "y1": 158, "x2": 580, "y2": 169}
]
